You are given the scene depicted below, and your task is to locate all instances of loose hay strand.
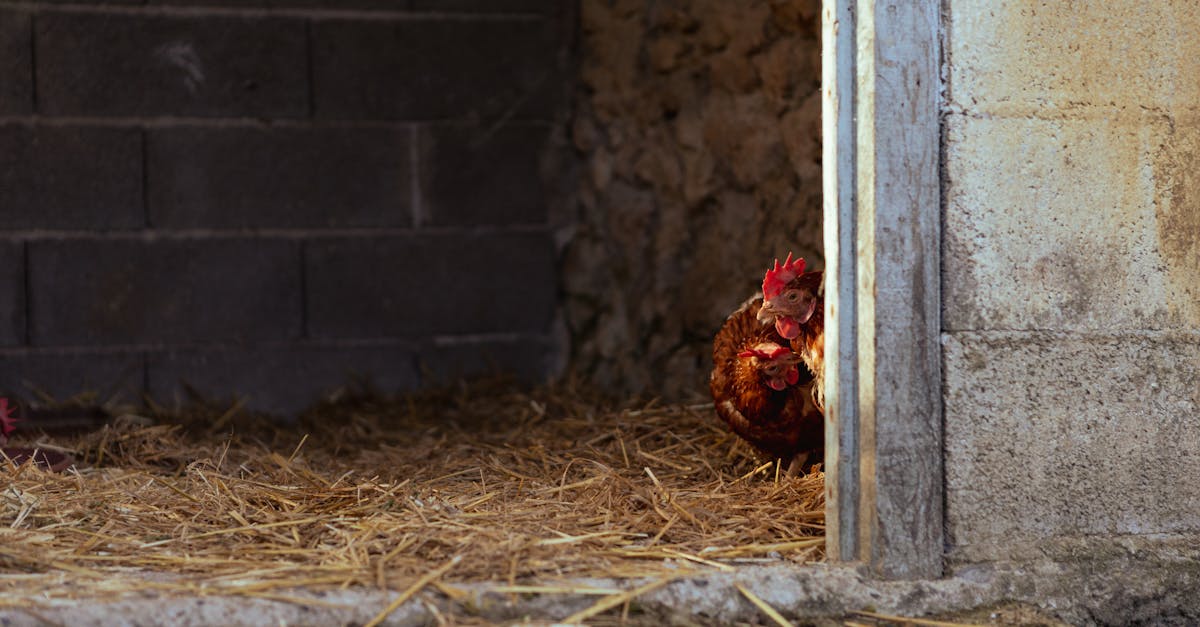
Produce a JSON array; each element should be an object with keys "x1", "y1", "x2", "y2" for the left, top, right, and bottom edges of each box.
[
  {"x1": 364, "y1": 555, "x2": 461, "y2": 627},
  {"x1": 0, "y1": 380, "x2": 824, "y2": 604},
  {"x1": 736, "y1": 583, "x2": 796, "y2": 627},
  {"x1": 561, "y1": 576, "x2": 677, "y2": 624},
  {"x1": 489, "y1": 584, "x2": 623, "y2": 595}
]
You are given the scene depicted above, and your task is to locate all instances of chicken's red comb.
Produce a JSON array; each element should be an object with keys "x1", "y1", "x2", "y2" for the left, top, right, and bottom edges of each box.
[
  {"x1": 737, "y1": 343, "x2": 791, "y2": 361},
  {"x1": 762, "y1": 253, "x2": 806, "y2": 301},
  {"x1": 0, "y1": 397, "x2": 17, "y2": 437}
]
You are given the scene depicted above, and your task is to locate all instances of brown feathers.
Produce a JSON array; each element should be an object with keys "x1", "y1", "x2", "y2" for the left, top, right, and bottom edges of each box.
[{"x1": 710, "y1": 297, "x2": 823, "y2": 470}]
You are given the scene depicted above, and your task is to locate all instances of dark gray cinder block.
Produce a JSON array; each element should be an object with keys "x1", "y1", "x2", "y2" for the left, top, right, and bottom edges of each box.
[
  {"x1": 420, "y1": 123, "x2": 549, "y2": 227},
  {"x1": 36, "y1": 13, "x2": 307, "y2": 117},
  {"x1": 0, "y1": 351, "x2": 145, "y2": 404},
  {"x1": 409, "y1": 0, "x2": 559, "y2": 12},
  {"x1": 311, "y1": 18, "x2": 561, "y2": 120},
  {"x1": 0, "y1": 242, "x2": 23, "y2": 346},
  {"x1": 29, "y1": 238, "x2": 301, "y2": 345},
  {"x1": 148, "y1": 345, "x2": 419, "y2": 415},
  {"x1": 0, "y1": 10, "x2": 32, "y2": 114},
  {"x1": 0, "y1": 125, "x2": 144, "y2": 230},
  {"x1": 37, "y1": 0, "x2": 144, "y2": 4},
  {"x1": 148, "y1": 126, "x2": 413, "y2": 228},
  {"x1": 417, "y1": 336, "x2": 550, "y2": 385},
  {"x1": 306, "y1": 232, "x2": 556, "y2": 338}
]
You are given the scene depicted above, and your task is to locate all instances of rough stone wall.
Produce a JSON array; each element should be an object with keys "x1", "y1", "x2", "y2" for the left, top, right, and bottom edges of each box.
[
  {"x1": 0, "y1": 1, "x2": 571, "y2": 414},
  {"x1": 562, "y1": 0, "x2": 824, "y2": 399},
  {"x1": 942, "y1": 0, "x2": 1200, "y2": 562}
]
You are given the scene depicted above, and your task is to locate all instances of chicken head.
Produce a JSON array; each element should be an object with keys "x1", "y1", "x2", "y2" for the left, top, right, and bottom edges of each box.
[
  {"x1": 756, "y1": 253, "x2": 819, "y2": 339},
  {"x1": 737, "y1": 342, "x2": 802, "y2": 391}
]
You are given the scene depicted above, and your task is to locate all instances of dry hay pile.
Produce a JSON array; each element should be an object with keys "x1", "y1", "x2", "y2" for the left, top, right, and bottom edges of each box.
[{"x1": 0, "y1": 380, "x2": 824, "y2": 611}]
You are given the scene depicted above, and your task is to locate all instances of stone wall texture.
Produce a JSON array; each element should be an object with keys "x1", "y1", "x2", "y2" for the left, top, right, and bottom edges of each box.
[
  {"x1": 563, "y1": 0, "x2": 824, "y2": 398},
  {"x1": 942, "y1": 0, "x2": 1200, "y2": 562},
  {"x1": 0, "y1": 1, "x2": 572, "y2": 414}
]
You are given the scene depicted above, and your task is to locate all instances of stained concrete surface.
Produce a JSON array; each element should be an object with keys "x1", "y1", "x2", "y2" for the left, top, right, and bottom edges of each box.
[
  {"x1": 943, "y1": 332, "x2": 1200, "y2": 561},
  {"x1": 947, "y1": 1, "x2": 1200, "y2": 112},
  {"x1": 942, "y1": 0, "x2": 1200, "y2": 566},
  {"x1": 3, "y1": 534, "x2": 1199, "y2": 626},
  {"x1": 942, "y1": 114, "x2": 1200, "y2": 332}
]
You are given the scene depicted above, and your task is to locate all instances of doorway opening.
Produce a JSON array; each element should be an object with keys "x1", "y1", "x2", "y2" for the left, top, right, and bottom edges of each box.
[{"x1": 0, "y1": 0, "x2": 945, "y2": 622}]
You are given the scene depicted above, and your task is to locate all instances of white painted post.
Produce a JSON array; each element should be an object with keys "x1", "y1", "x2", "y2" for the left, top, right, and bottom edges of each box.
[{"x1": 821, "y1": 0, "x2": 859, "y2": 565}]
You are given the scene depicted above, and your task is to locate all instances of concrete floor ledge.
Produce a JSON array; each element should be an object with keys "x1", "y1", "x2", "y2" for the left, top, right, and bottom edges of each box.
[{"x1": 3, "y1": 535, "x2": 1198, "y2": 625}]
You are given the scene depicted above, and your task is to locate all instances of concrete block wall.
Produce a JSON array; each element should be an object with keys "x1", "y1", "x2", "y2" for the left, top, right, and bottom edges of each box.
[
  {"x1": 942, "y1": 1, "x2": 1200, "y2": 562},
  {"x1": 0, "y1": 1, "x2": 571, "y2": 414}
]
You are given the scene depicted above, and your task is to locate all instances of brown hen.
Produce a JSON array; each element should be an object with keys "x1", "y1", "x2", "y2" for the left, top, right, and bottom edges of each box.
[{"x1": 710, "y1": 296, "x2": 824, "y2": 474}]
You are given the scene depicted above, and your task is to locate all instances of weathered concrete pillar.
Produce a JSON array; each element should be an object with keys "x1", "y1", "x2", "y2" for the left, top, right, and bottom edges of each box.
[{"x1": 822, "y1": 0, "x2": 943, "y2": 579}]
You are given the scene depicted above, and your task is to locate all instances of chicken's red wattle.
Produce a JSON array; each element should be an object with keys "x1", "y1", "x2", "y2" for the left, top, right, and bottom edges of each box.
[{"x1": 775, "y1": 316, "x2": 801, "y2": 340}]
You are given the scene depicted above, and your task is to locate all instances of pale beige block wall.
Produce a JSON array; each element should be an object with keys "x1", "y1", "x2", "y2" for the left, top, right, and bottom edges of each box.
[{"x1": 942, "y1": 0, "x2": 1200, "y2": 562}]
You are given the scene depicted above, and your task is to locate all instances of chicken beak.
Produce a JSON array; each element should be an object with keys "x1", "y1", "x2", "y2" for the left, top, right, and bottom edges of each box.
[{"x1": 757, "y1": 301, "x2": 776, "y2": 324}]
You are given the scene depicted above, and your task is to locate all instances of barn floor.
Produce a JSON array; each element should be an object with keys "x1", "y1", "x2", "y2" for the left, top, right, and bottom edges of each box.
[
  {"x1": 1, "y1": 379, "x2": 833, "y2": 625},
  {"x1": 2, "y1": 380, "x2": 1183, "y2": 625}
]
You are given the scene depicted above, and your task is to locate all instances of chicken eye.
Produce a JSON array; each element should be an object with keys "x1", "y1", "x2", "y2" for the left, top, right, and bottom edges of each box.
[{"x1": 786, "y1": 291, "x2": 800, "y2": 301}]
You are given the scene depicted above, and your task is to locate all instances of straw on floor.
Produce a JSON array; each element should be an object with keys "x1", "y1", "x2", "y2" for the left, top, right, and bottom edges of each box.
[{"x1": 0, "y1": 379, "x2": 824, "y2": 608}]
